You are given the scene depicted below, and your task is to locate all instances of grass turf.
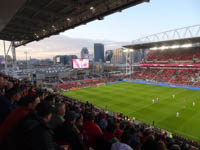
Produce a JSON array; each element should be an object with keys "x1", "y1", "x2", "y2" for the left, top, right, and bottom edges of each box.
[{"x1": 62, "y1": 82, "x2": 200, "y2": 142}]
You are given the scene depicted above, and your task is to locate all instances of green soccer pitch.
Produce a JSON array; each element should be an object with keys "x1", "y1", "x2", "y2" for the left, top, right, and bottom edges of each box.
[{"x1": 62, "y1": 82, "x2": 200, "y2": 142}]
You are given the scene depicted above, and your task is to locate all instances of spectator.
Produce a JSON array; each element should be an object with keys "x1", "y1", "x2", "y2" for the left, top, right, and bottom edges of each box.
[
  {"x1": 99, "y1": 114, "x2": 108, "y2": 131},
  {"x1": 170, "y1": 144, "x2": 181, "y2": 150},
  {"x1": 111, "y1": 131, "x2": 133, "y2": 150},
  {"x1": 45, "y1": 95, "x2": 56, "y2": 107},
  {"x1": 94, "y1": 123, "x2": 118, "y2": 150},
  {"x1": 49, "y1": 103, "x2": 65, "y2": 130},
  {"x1": 76, "y1": 113, "x2": 84, "y2": 131},
  {"x1": 0, "y1": 87, "x2": 22, "y2": 124},
  {"x1": 142, "y1": 136, "x2": 158, "y2": 150},
  {"x1": 102, "y1": 123, "x2": 118, "y2": 144},
  {"x1": 6, "y1": 82, "x2": 14, "y2": 91},
  {"x1": 129, "y1": 127, "x2": 140, "y2": 150},
  {"x1": 157, "y1": 140, "x2": 168, "y2": 150},
  {"x1": 0, "y1": 77, "x2": 6, "y2": 97},
  {"x1": 55, "y1": 111, "x2": 86, "y2": 150},
  {"x1": 5, "y1": 102, "x2": 63, "y2": 150},
  {"x1": 6, "y1": 87, "x2": 22, "y2": 108},
  {"x1": 82, "y1": 112, "x2": 102, "y2": 148},
  {"x1": 0, "y1": 94, "x2": 40, "y2": 144}
]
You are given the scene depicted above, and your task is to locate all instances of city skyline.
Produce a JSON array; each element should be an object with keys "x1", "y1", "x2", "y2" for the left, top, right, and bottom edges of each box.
[{"x1": 0, "y1": 0, "x2": 199, "y2": 59}]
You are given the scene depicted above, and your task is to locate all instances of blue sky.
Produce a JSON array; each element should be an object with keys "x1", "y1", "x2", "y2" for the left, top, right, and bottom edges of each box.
[
  {"x1": 63, "y1": 0, "x2": 200, "y2": 42},
  {"x1": 1, "y1": 0, "x2": 200, "y2": 59}
]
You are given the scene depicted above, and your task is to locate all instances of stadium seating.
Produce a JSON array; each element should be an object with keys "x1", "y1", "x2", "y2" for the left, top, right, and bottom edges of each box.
[
  {"x1": 132, "y1": 47, "x2": 200, "y2": 88},
  {"x1": 132, "y1": 68, "x2": 200, "y2": 86},
  {"x1": 144, "y1": 48, "x2": 200, "y2": 63}
]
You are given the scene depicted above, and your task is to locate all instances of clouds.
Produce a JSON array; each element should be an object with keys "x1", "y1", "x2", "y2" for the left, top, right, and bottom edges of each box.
[{"x1": 0, "y1": 35, "x2": 130, "y2": 60}]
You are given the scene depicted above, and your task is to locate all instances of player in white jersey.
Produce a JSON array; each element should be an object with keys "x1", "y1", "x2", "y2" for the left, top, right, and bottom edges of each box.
[
  {"x1": 193, "y1": 101, "x2": 195, "y2": 107},
  {"x1": 152, "y1": 99, "x2": 155, "y2": 104},
  {"x1": 176, "y1": 112, "x2": 179, "y2": 118},
  {"x1": 172, "y1": 94, "x2": 175, "y2": 99}
]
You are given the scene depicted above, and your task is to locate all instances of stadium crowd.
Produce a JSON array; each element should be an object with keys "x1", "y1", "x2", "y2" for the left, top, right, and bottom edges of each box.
[
  {"x1": 132, "y1": 68, "x2": 200, "y2": 87},
  {"x1": 146, "y1": 48, "x2": 200, "y2": 62},
  {"x1": 0, "y1": 73, "x2": 200, "y2": 150}
]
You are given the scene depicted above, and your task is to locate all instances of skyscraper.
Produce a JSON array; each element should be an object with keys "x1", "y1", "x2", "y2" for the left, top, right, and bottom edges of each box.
[
  {"x1": 94, "y1": 43, "x2": 104, "y2": 62},
  {"x1": 105, "y1": 50, "x2": 113, "y2": 62},
  {"x1": 54, "y1": 55, "x2": 77, "y2": 66},
  {"x1": 81, "y1": 47, "x2": 89, "y2": 59},
  {"x1": 111, "y1": 48, "x2": 126, "y2": 64}
]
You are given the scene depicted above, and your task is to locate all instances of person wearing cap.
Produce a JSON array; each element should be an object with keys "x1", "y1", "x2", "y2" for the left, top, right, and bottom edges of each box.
[
  {"x1": 54, "y1": 111, "x2": 86, "y2": 150},
  {"x1": 3, "y1": 102, "x2": 64, "y2": 150},
  {"x1": 49, "y1": 103, "x2": 66, "y2": 130},
  {"x1": 99, "y1": 114, "x2": 108, "y2": 132}
]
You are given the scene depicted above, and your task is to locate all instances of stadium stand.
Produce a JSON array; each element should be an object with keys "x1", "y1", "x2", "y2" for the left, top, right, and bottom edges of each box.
[
  {"x1": 132, "y1": 68, "x2": 200, "y2": 86},
  {"x1": 0, "y1": 73, "x2": 200, "y2": 150},
  {"x1": 131, "y1": 47, "x2": 200, "y2": 88},
  {"x1": 144, "y1": 48, "x2": 200, "y2": 64}
]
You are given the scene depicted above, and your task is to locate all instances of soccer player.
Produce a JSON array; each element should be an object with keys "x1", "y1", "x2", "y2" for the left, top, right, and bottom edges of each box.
[
  {"x1": 156, "y1": 97, "x2": 159, "y2": 102},
  {"x1": 176, "y1": 112, "x2": 179, "y2": 118},
  {"x1": 193, "y1": 101, "x2": 195, "y2": 107},
  {"x1": 152, "y1": 99, "x2": 155, "y2": 104},
  {"x1": 172, "y1": 94, "x2": 175, "y2": 99}
]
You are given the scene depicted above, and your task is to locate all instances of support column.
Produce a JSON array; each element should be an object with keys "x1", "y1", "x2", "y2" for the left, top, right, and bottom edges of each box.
[
  {"x1": 3, "y1": 41, "x2": 7, "y2": 74},
  {"x1": 11, "y1": 41, "x2": 16, "y2": 70}
]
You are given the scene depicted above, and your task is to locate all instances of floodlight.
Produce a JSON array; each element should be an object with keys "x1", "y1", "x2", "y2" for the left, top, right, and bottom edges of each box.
[
  {"x1": 150, "y1": 47, "x2": 158, "y2": 50},
  {"x1": 90, "y1": 6, "x2": 94, "y2": 10},
  {"x1": 181, "y1": 44, "x2": 192, "y2": 48},
  {"x1": 123, "y1": 49, "x2": 133, "y2": 52},
  {"x1": 160, "y1": 46, "x2": 168, "y2": 50},
  {"x1": 170, "y1": 45, "x2": 180, "y2": 49}
]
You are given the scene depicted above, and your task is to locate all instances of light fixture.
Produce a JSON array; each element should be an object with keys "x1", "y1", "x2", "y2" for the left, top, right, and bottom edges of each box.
[
  {"x1": 150, "y1": 47, "x2": 158, "y2": 50},
  {"x1": 34, "y1": 33, "x2": 39, "y2": 38},
  {"x1": 123, "y1": 49, "x2": 134, "y2": 52},
  {"x1": 90, "y1": 6, "x2": 94, "y2": 10},
  {"x1": 181, "y1": 44, "x2": 192, "y2": 48},
  {"x1": 67, "y1": 18, "x2": 71, "y2": 21},
  {"x1": 170, "y1": 45, "x2": 180, "y2": 49},
  {"x1": 160, "y1": 46, "x2": 169, "y2": 50}
]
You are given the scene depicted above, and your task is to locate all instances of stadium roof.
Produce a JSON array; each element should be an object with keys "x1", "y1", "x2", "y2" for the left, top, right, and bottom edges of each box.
[
  {"x1": 124, "y1": 24, "x2": 200, "y2": 50},
  {"x1": 0, "y1": 0, "x2": 149, "y2": 47},
  {"x1": 124, "y1": 37, "x2": 200, "y2": 50}
]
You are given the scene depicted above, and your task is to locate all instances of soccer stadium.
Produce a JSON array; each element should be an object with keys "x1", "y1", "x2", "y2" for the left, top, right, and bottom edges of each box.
[{"x1": 0, "y1": 0, "x2": 200, "y2": 150}]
